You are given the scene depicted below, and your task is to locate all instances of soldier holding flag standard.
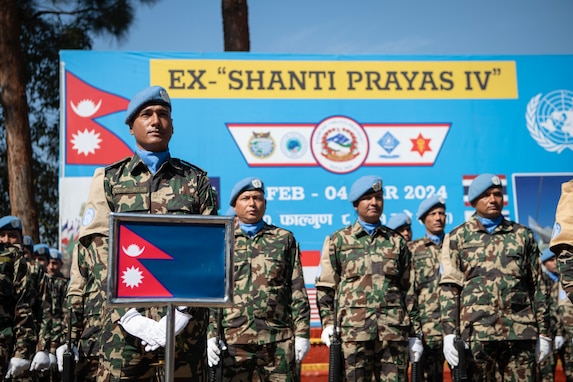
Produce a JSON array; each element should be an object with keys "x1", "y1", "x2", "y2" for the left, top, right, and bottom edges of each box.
[{"x1": 62, "y1": 86, "x2": 218, "y2": 381}]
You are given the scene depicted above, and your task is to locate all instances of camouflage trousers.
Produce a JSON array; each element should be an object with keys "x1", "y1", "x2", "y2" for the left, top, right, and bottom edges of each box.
[
  {"x1": 221, "y1": 339, "x2": 295, "y2": 382},
  {"x1": 466, "y1": 339, "x2": 536, "y2": 382},
  {"x1": 342, "y1": 339, "x2": 408, "y2": 382},
  {"x1": 538, "y1": 332, "x2": 573, "y2": 382},
  {"x1": 417, "y1": 341, "x2": 444, "y2": 382}
]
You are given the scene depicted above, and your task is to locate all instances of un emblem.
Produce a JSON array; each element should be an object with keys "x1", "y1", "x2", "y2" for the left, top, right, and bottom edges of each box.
[{"x1": 526, "y1": 89, "x2": 573, "y2": 153}]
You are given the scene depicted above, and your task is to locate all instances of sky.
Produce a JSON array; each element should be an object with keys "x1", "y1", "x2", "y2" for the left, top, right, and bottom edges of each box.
[{"x1": 92, "y1": 0, "x2": 573, "y2": 55}]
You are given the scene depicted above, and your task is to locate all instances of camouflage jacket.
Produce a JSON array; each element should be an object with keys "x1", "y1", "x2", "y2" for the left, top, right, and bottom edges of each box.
[
  {"x1": 439, "y1": 214, "x2": 549, "y2": 341},
  {"x1": 540, "y1": 267, "x2": 559, "y2": 339},
  {"x1": 0, "y1": 244, "x2": 36, "y2": 359},
  {"x1": 67, "y1": 155, "x2": 217, "y2": 357},
  {"x1": 26, "y1": 260, "x2": 52, "y2": 352},
  {"x1": 557, "y1": 282, "x2": 573, "y2": 335},
  {"x1": 46, "y1": 274, "x2": 68, "y2": 352},
  {"x1": 208, "y1": 221, "x2": 311, "y2": 345},
  {"x1": 316, "y1": 220, "x2": 420, "y2": 342},
  {"x1": 408, "y1": 236, "x2": 443, "y2": 346}
]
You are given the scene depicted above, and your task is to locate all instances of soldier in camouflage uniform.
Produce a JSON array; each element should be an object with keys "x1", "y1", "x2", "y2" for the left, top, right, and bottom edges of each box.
[
  {"x1": 551, "y1": 179, "x2": 573, "y2": 304},
  {"x1": 62, "y1": 86, "x2": 218, "y2": 381},
  {"x1": 316, "y1": 175, "x2": 423, "y2": 382},
  {"x1": 0, "y1": 216, "x2": 37, "y2": 379},
  {"x1": 386, "y1": 212, "x2": 413, "y2": 242},
  {"x1": 439, "y1": 173, "x2": 550, "y2": 381},
  {"x1": 206, "y1": 177, "x2": 311, "y2": 381},
  {"x1": 556, "y1": 282, "x2": 573, "y2": 381},
  {"x1": 408, "y1": 195, "x2": 447, "y2": 382}
]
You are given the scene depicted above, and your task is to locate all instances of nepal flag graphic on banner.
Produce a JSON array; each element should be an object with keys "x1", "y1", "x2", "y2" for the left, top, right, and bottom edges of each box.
[{"x1": 65, "y1": 71, "x2": 133, "y2": 165}]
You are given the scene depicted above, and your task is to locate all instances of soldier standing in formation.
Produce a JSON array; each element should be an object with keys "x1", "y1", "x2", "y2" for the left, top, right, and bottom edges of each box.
[
  {"x1": 316, "y1": 175, "x2": 423, "y2": 382},
  {"x1": 206, "y1": 177, "x2": 311, "y2": 381},
  {"x1": 439, "y1": 173, "x2": 550, "y2": 381},
  {"x1": 63, "y1": 85, "x2": 218, "y2": 381},
  {"x1": 0, "y1": 216, "x2": 37, "y2": 379},
  {"x1": 408, "y1": 195, "x2": 447, "y2": 381},
  {"x1": 386, "y1": 212, "x2": 413, "y2": 242}
]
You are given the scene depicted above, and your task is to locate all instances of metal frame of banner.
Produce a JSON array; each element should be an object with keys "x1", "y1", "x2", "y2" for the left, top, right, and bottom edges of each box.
[{"x1": 106, "y1": 212, "x2": 235, "y2": 381}]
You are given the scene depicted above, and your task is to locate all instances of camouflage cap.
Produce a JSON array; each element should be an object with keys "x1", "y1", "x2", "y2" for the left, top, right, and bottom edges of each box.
[
  {"x1": 0, "y1": 215, "x2": 22, "y2": 232},
  {"x1": 33, "y1": 243, "x2": 50, "y2": 260},
  {"x1": 124, "y1": 85, "x2": 171, "y2": 124},
  {"x1": 386, "y1": 213, "x2": 411, "y2": 230},
  {"x1": 417, "y1": 195, "x2": 446, "y2": 220},
  {"x1": 541, "y1": 248, "x2": 556, "y2": 262},
  {"x1": 229, "y1": 177, "x2": 265, "y2": 206},
  {"x1": 468, "y1": 173, "x2": 502, "y2": 203},
  {"x1": 349, "y1": 175, "x2": 383, "y2": 203}
]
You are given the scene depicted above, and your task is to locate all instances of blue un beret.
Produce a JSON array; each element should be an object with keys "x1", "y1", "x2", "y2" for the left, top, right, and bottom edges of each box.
[
  {"x1": 349, "y1": 175, "x2": 383, "y2": 203},
  {"x1": 33, "y1": 243, "x2": 50, "y2": 259},
  {"x1": 541, "y1": 248, "x2": 556, "y2": 262},
  {"x1": 23, "y1": 235, "x2": 34, "y2": 249},
  {"x1": 229, "y1": 177, "x2": 265, "y2": 206},
  {"x1": 468, "y1": 173, "x2": 502, "y2": 203},
  {"x1": 0, "y1": 215, "x2": 22, "y2": 232},
  {"x1": 417, "y1": 195, "x2": 446, "y2": 220},
  {"x1": 49, "y1": 248, "x2": 63, "y2": 261},
  {"x1": 387, "y1": 213, "x2": 411, "y2": 230},
  {"x1": 124, "y1": 86, "x2": 172, "y2": 124}
]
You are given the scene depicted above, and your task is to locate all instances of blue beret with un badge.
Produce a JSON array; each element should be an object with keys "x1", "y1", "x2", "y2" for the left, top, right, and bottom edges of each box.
[
  {"x1": 49, "y1": 248, "x2": 63, "y2": 261},
  {"x1": 468, "y1": 173, "x2": 502, "y2": 203},
  {"x1": 124, "y1": 86, "x2": 171, "y2": 124},
  {"x1": 229, "y1": 177, "x2": 265, "y2": 206},
  {"x1": 387, "y1": 213, "x2": 411, "y2": 230},
  {"x1": 33, "y1": 243, "x2": 50, "y2": 259},
  {"x1": 417, "y1": 195, "x2": 446, "y2": 220},
  {"x1": 23, "y1": 235, "x2": 34, "y2": 249},
  {"x1": 349, "y1": 175, "x2": 383, "y2": 203},
  {"x1": 0, "y1": 215, "x2": 22, "y2": 232},
  {"x1": 541, "y1": 248, "x2": 556, "y2": 262}
]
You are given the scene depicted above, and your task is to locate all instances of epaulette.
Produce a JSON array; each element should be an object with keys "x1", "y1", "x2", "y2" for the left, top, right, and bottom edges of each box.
[
  {"x1": 105, "y1": 156, "x2": 132, "y2": 171},
  {"x1": 173, "y1": 158, "x2": 207, "y2": 176}
]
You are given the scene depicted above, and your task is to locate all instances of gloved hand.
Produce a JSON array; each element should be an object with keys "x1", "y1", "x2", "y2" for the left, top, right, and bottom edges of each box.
[
  {"x1": 295, "y1": 337, "x2": 311, "y2": 362},
  {"x1": 536, "y1": 335, "x2": 552, "y2": 363},
  {"x1": 56, "y1": 344, "x2": 79, "y2": 373},
  {"x1": 555, "y1": 335, "x2": 565, "y2": 350},
  {"x1": 408, "y1": 337, "x2": 424, "y2": 363},
  {"x1": 141, "y1": 308, "x2": 193, "y2": 352},
  {"x1": 49, "y1": 353, "x2": 57, "y2": 369},
  {"x1": 30, "y1": 350, "x2": 51, "y2": 371},
  {"x1": 5, "y1": 357, "x2": 31, "y2": 378},
  {"x1": 207, "y1": 337, "x2": 227, "y2": 367},
  {"x1": 118, "y1": 308, "x2": 164, "y2": 351},
  {"x1": 443, "y1": 334, "x2": 459, "y2": 367},
  {"x1": 321, "y1": 325, "x2": 334, "y2": 347}
]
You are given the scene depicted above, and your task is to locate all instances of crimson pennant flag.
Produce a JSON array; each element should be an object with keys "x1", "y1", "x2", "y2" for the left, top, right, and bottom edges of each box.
[
  {"x1": 117, "y1": 225, "x2": 173, "y2": 298},
  {"x1": 65, "y1": 71, "x2": 133, "y2": 165}
]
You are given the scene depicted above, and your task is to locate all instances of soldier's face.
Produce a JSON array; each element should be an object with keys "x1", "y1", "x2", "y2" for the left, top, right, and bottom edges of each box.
[
  {"x1": 397, "y1": 225, "x2": 412, "y2": 241},
  {"x1": 473, "y1": 187, "x2": 503, "y2": 219},
  {"x1": 354, "y1": 191, "x2": 383, "y2": 224},
  {"x1": 0, "y1": 229, "x2": 22, "y2": 245},
  {"x1": 423, "y1": 207, "x2": 446, "y2": 236},
  {"x1": 234, "y1": 190, "x2": 266, "y2": 224},
  {"x1": 47, "y1": 259, "x2": 62, "y2": 276},
  {"x1": 130, "y1": 104, "x2": 173, "y2": 152}
]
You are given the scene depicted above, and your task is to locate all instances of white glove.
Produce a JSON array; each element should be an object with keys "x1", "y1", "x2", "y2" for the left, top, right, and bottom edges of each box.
[
  {"x1": 5, "y1": 357, "x2": 31, "y2": 378},
  {"x1": 56, "y1": 344, "x2": 79, "y2": 373},
  {"x1": 30, "y1": 350, "x2": 51, "y2": 371},
  {"x1": 408, "y1": 337, "x2": 424, "y2": 363},
  {"x1": 443, "y1": 334, "x2": 459, "y2": 367},
  {"x1": 207, "y1": 337, "x2": 227, "y2": 367},
  {"x1": 555, "y1": 335, "x2": 565, "y2": 350},
  {"x1": 321, "y1": 325, "x2": 334, "y2": 347},
  {"x1": 536, "y1": 335, "x2": 552, "y2": 363},
  {"x1": 118, "y1": 308, "x2": 164, "y2": 351},
  {"x1": 141, "y1": 308, "x2": 193, "y2": 352},
  {"x1": 295, "y1": 337, "x2": 311, "y2": 362},
  {"x1": 49, "y1": 353, "x2": 57, "y2": 369}
]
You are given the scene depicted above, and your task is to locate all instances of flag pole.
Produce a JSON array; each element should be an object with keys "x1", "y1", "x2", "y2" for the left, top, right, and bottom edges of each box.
[{"x1": 165, "y1": 304, "x2": 176, "y2": 381}]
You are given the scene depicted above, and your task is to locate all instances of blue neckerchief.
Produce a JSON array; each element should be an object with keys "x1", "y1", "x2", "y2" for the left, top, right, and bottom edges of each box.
[
  {"x1": 135, "y1": 147, "x2": 170, "y2": 175},
  {"x1": 546, "y1": 270, "x2": 559, "y2": 283},
  {"x1": 239, "y1": 220, "x2": 264, "y2": 238},
  {"x1": 358, "y1": 218, "x2": 381, "y2": 236},
  {"x1": 426, "y1": 233, "x2": 444, "y2": 245},
  {"x1": 477, "y1": 215, "x2": 503, "y2": 233}
]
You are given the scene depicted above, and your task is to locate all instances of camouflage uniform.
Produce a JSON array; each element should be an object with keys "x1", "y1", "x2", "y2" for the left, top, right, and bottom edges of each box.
[
  {"x1": 556, "y1": 284, "x2": 573, "y2": 381},
  {"x1": 207, "y1": 221, "x2": 310, "y2": 381},
  {"x1": 42, "y1": 273, "x2": 68, "y2": 381},
  {"x1": 439, "y1": 214, "x2": 549, "y2": 382},
  {"x1": 408, "y1": 237, "x2": 444, "y2": 382},
  {"x1": 0, "y1": 244, "x2": 36, "y2": 377},
  {"x1": 538, "y1": 264, "x2": 560, "y2": 382},
  {"x1": 316, "y1": 220, "x2": 420, "y2": 382},
  {"x1": 551, "y1": 179, "x2": 573, "y2": 303},
  {"x1": 67, "y1": 154, "x2": 217, "y2": 382}
]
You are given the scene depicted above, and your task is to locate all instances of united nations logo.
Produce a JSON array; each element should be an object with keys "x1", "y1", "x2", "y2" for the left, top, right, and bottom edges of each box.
[
  {"x1": 526, "y1": 89, "x2": 573, "y2": 153},
  {"x1": 249, "y1": 131, "x2": 275, "y2": 159},
  {"x1": 280, "y1": 132, "x2": 307, "y2": 159},
  {"x1": 311, "y1": 116, "x2": 369, "y2": 174}
]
